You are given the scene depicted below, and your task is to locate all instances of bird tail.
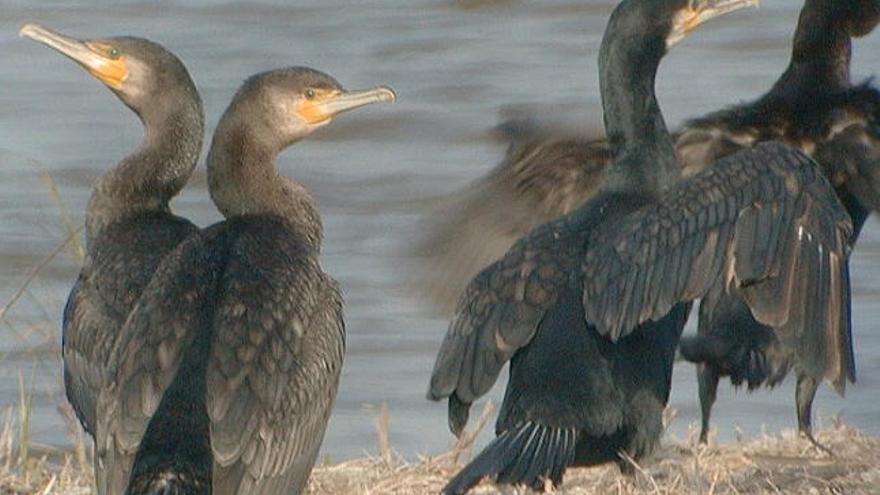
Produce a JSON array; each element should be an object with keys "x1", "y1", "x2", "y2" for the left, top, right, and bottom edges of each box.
[
  {"x1": 124, "y1": 282, "x2": 218, "y2": 495},
  {"x1": 125, "y1": 461, "x2": 211, "y2": 495},
  {"x1": 443, "y1": 422, "x2": 577, "y2": 495}
]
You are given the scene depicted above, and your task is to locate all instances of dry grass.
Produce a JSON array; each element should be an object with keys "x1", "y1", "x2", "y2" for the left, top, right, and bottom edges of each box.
[
  {"x1": 304, "y1": 407, "x2": 880, "y2": 495},
  {"x1": 2, "y1": 401, "x2": 878, "y2": 495}
]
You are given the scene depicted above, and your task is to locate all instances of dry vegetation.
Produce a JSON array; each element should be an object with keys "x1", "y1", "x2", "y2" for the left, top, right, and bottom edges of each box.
[{"x1": 1, "y1": 400, "x2": 878, "y2": 495}]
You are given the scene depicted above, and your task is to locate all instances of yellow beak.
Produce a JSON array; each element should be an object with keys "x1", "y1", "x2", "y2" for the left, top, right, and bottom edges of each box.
[
  {"x1": 298, "y1": 86, "x2": 397, "y2": 125},
  {"x1": 20, "y1": 23, "x2": 129, "y2": 90}
]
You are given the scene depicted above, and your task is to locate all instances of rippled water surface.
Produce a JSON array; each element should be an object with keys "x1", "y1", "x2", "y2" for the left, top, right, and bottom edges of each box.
[{"x1": 1, "y1": 0, "x2": 879, "y2": 461}]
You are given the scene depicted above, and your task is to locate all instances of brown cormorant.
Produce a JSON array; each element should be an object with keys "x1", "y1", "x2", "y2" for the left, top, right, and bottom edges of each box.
[
  {"x1": 18, "y1": 24, "x2": 203, "y2": 441},
  {"x1": 427, "y1": 0, "x2": 853, "y2": 492},
  {"x1": 93, "y1": 68, "x2": 394, "y2": 494}
]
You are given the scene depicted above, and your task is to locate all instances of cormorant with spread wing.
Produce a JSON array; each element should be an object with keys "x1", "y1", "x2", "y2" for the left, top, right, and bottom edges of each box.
[
  {"x1": 428, "y1": 0, "x2": 853, "y2": 492},
  {"x1": 677, "y1": 0, "x2": 879, "y2": 448},
  {"x1": 415, "y1": 0, "x2": 879, "y2": 448}
]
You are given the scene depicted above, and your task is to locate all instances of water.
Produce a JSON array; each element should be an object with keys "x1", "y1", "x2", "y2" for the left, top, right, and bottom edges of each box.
[{"x1": 1, "y1": 0, "x2": 879, "y2": 463}]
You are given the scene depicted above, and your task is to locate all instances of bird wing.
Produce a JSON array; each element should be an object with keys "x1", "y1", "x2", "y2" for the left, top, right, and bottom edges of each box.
[
  {"x1": 674, "y1": 121, "x2": 755, "y2": 177},
  {"x1": 410, "y1": 121, "x2": 609, "y2": 316},
  {"x1": 93, "y1": 229, "x2": 223, "y2": 495},
  {"x1": 62, "y1": 214, "x2": 198, "y2": 437},
  {"x1": 582, "y1": 142, "x2": 854, "y2": 391},
  {"x1": 206, "y1": 231, "x2": 345, "y2": 495},
  {"x1": 426, "y1": 213, "x2": 585, "y2": 420},
  {"x1": 62, "y1": 271, "x2": 120, "y2": 436},
  {"x1": 95, "y1": 223, "x2": 345, "y2": 495}
]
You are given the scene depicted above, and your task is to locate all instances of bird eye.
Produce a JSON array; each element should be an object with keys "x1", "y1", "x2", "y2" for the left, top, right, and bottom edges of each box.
[
  {"x1": 305, "y1": 89, "x2": 316, "y2": 99},
  {"x1": 108, "y1": 47, "x2": 121, "y2": 59}
]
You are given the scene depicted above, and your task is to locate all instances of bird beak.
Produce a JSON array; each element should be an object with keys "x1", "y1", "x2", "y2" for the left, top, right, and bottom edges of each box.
[
  {"x1": 19, "y1": 23, "x2": 129, "y2": 90},
  {"x1": 297, "y1": 86, "x2": 396, "y2": 125},
  {"x1": 667, "y1": 0, "x2": 759, "y2": 48}
]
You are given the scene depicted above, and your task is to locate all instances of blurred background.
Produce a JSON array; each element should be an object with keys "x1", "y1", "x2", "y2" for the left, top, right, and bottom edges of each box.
[{"x1": 0, "y1": 0, "x2": 878, "y2": 462}]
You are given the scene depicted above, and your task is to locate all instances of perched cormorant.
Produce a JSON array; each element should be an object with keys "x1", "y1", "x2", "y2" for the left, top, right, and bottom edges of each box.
[
  {"x1": 428, "y1": 0, "x2": 853, "y2": 492},
  {"x1": 410, "y1": 0, "x2": 880, "y2": 318},
  {"x1": 93, "y1": 68, "x2": 394, "y2": 494},
  {"x1": 413, "y1": 0, "x2": 879, "y2": 447},
  {"x1": 18, "y1": 24, "x2": 203, "y2": 440},
  {"x1": 676, "y1": 0, "x2": 880, "y2": 449}
]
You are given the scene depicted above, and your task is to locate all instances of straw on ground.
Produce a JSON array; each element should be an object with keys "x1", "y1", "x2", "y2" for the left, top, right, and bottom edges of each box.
[{"x1": 2, "y1": 399, "x2": 878, "y2": 495}]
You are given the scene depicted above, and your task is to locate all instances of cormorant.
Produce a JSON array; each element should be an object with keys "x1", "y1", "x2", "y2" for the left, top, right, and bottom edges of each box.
[
  {"x1": 19, "y1": 24, "x2": 203, "y2": 440},
  {"x1": 677, "y1": 0, "x2": 880, "y2": 449},
  {"x1": 413, "y1": 0, "x2": 879, "y2": 446},
  {"x1": 428, "y1": 0, "x2": 853, "y2": 492},
  {"x1": 94, "y1": 68, "x2": 394, "y2": 494},
  {"x1": 409, "y1": 0, "x2": 880, "y2": 318}
]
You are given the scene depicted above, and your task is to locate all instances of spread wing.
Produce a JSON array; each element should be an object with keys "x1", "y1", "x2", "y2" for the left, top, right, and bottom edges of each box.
[
  {"x1": 582, "y1": 142, "x2": 854, "y2": 390},
  {"x1": 426, "y1": 212, "x2": 587, "y2": 433},
  {"x1": 410, "y1": 119, "x2": 609, "y2": 315}
]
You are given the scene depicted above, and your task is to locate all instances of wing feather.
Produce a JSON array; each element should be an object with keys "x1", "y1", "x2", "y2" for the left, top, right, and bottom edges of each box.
[{"x1": 581, "y1": 142, "x2": 854, "y2": 388}]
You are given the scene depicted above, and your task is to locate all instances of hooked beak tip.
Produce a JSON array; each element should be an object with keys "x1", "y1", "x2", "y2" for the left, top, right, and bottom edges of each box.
[
  {"x1": 376, "y1": 85, "x2": 397, "y2": 103},
  {"x1": 19, "y1": 22, "x2": 41, "y2": 39}
]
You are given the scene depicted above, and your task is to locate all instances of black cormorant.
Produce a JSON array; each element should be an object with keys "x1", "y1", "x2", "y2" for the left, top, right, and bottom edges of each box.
[
  {"x1": 427, "y1": 0, "x2": 853, "y2": 492},
  {"x1": 410, "y1": 0, "x2": 880, "y2": 319},
  {"x1": 414, "y1": 0, "x2": 879, "y2": 447},
  {"x1": 18, "y1": 24, "x2": 203, "y2": 440},
  {"x1": 93, "y1": 68, "x2": 394, "y2": 494},
  {"x1": 676, "y1": 0, "x2": 880, "y2": 449}
]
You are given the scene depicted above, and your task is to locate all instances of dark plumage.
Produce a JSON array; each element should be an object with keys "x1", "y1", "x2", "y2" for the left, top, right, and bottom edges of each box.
[
  {"x1": 677, "y1": 0, "x2": 880, "y2": 448},
  {"x1": 19, "y1": 24, "x2": 203, "y2": 440},
  {"x1": 428, "y1": 0, "x2": 853, "y2": 492},
  {"x1": 410, "y1": 0, "x2": 880, "y2": 319},
  {"x1": 414, "y1": 0, "x2": 879, "y2": 448},
  {"x1": 93, "y1": 68, "x2": 394, "y2": 495}
]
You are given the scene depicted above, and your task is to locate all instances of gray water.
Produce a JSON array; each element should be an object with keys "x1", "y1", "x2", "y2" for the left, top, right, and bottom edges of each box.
[{"x1": 1, "y1": 0, "x2": 879, "y2": 463}]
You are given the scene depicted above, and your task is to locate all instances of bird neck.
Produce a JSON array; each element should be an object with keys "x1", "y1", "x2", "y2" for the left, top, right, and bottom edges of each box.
[
  {"x1": 771, "y1": 0, "x2": 851, "y2": 96},
  {"x1": 85, "y1": 95, "x2": 203, "y2": 242},
  {"x1": 206, "y1": 119, "x2": 323, "y2": 251},
  {"x1": 598, "y1": 18, "x2": 679, "y2": 194}
]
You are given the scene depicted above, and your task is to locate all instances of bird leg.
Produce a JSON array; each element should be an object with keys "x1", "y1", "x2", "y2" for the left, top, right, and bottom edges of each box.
[
  {"x1": 697, "y1": 363, "x2": 720, "y2": 444},
  {"x1": 796, "y1": 375, "x2": 835, "y2": 456}
]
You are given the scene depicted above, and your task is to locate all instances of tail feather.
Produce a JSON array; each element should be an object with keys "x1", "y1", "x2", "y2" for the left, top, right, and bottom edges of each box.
[
  {"x1": 443, "y1": 422, "x2": 577, "y2": 495},
  {"x1": 126, "y1": 462, "x2": 211, "y2": 495},
  {"x1": 448, "y1": 395, "x2": 471, "y2": 438}
]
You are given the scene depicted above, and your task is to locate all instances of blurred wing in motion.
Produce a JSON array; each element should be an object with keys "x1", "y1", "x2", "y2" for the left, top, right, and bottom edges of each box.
[{"x1": 410, "y1": 116, "x2": 610, "y2": 315}]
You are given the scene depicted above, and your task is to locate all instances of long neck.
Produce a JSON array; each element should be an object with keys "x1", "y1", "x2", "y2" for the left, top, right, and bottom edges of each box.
[
  {"x1": 206, "y1": 117, "x2": 323, "y2": 251},
  {"x1": 770, "y1": 0, "x2": 851, "y2": 96},
  {"x1": 85, "y1": 94, "x2": 203, "y2": 241},
  {"x1": 599, "y1": 23, "x2": 678, "y2": 193}
]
